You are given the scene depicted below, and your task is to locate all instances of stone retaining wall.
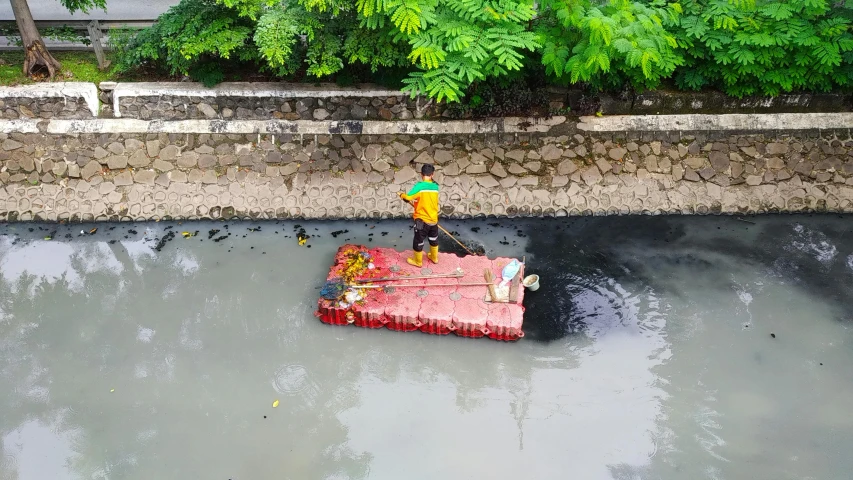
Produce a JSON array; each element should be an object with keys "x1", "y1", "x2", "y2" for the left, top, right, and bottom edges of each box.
[
  {"x1": 116, "y1": 94, "x2": 437, "y2": 121},
  {"x1": 1, "y1": 82, "x2": 849, "y2": 122},
  {"x1": 0, "y1": 96, "x2": 93, "y2": 120},
  {"x1": 111, "y1": 84, "x2": 852, "y2": 120},
  {"x1": 1, "y1": 114, "x2": 852, "y2": 222},
  {"x1": 111, "y1": 82, "x2": 444, "y2": 121},
  {"x1": 0, "y1": 83, "x2": 98, "y2": 120}
]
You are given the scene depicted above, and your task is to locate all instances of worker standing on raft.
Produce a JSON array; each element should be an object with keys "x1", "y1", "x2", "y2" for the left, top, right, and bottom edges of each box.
[{"x1": 399, "y1": 164, "x2": 440, "y2": 267}]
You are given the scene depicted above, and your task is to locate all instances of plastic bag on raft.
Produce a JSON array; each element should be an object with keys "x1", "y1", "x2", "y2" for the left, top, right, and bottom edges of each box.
[
  {"x1": 500, "y1": 259, "x2": 522, "y2": 287},
  {"x1": 344, "y1": 290, "x2": 363, "y2": 304}
]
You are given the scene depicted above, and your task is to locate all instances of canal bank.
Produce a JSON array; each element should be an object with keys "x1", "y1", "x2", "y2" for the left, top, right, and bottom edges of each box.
[{"x1": 0, "y1": 82, "x2": 852, "y2": 222}]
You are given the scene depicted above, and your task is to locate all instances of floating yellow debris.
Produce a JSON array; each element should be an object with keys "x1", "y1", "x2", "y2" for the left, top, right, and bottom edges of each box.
[
  {"x1": 272, "y1": 400, "x2": 279, "y2": 408},
  {"x1": 110, "y1": 389, "x2": 115, "y2": 393},
  {"x1": 182, "y1": 231, "x2": 194, "y2": 238},
  {"x1": 89, "y1": 228, "x2": 97, "y2": 235}
]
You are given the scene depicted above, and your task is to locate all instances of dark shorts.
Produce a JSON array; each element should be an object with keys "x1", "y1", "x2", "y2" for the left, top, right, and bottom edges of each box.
[{"x1": 412, "y1": 219, "x2": 439, "y2": 251}]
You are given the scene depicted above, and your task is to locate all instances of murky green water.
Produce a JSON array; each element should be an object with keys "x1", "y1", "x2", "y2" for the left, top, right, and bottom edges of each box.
[{"x1": 1, "y1": 215, "x2": 851, "y2": 480}]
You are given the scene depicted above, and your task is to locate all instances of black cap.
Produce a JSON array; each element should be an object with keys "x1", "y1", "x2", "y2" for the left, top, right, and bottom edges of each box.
[{"x1": 421, "y1": 164, "x2": 435, "y2": 176}]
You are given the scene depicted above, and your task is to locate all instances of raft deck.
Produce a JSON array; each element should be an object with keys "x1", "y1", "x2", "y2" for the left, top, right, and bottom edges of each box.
[{"x1": 317, "y1": 245, "x2": 526, "y2": 341}]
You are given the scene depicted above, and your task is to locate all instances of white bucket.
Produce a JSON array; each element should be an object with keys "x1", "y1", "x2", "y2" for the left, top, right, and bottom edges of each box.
[{"x1": 522, "y1": 274, "x2": 540, "y2": 292}]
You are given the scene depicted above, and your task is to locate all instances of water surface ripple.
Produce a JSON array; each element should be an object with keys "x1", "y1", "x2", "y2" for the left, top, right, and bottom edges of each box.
[{"x1": 0, "y1": 215, "x2": 851, "y2": 480}]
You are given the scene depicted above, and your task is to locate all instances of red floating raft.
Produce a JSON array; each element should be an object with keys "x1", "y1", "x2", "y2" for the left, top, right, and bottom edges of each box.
[{"x1": 316, "y1": 245, "x2": 526, "y2": 341}]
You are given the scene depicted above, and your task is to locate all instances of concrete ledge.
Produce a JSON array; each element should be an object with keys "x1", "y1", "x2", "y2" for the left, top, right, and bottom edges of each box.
[
  {"x1": 0, "y1": 82, "x2": 99, "y2": 116},
  {"x1": 28, "y1": 111, "x2": 853, "y2": 136},
  {"x1": 600, "y1": 90, "x2": 853, "y2": 115},
  {"x1": 0, "y1": 119, "x2": 41, "y2": 133},
  {"x1": 45, "y1": 116, "x2": 567, "y2": 135},
  {"x1": 112, "y1": 82, "x2": 409, "y2": 118},
  {"x1": 578, "y1": 113, "x2": 853, "y2": 132}
]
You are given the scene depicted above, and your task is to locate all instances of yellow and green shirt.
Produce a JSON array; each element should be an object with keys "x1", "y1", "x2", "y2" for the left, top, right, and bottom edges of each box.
[{"x1": 402, "y1": 180, "x2": 440, "y2": 225}]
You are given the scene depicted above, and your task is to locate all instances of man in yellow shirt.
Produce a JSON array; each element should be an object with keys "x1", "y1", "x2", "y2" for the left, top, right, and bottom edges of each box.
[{"x1": 398, "y1": 164, "x2": 440, "y2": 267}]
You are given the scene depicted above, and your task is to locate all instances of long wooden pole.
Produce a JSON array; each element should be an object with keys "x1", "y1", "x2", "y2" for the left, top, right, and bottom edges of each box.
[
  {"x1": 350, "y1": 282, "x2": 493, "y2": 289},
  {"x1": 437, "y1": 223, "x2": 478, "y2": 256},
  {"x1": 354, "y1": 271, "x2": 463, "y2": 283}
]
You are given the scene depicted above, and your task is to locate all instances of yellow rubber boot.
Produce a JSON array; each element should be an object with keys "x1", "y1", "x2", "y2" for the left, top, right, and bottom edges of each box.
[
  {"x1": 428, "y1": 245, "x2": 439, "y2": 264},
  {"x1": 406, "y1": 251, "x2": 423, "y2": 267}
]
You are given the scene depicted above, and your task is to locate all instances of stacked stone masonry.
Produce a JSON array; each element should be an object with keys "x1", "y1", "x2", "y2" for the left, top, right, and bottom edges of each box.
[
  {"x1": 6, "y1": 81, "x2": 851, "y2": 122},
  {"x1": 1, "y1": 126, "x2": 852, "y2": 222},
  {"x1": 9, "y1": 81, "x2": 850, "y2": 122},
  {"x1": 0, "y1": 83, "x2": 99, "y2": 120},
  {"x1": 117, "y1": 95, "x2": 443, "y2": 121},
  {"x1": 0, "y1": 97, "x2": 94, "y2": 120}
]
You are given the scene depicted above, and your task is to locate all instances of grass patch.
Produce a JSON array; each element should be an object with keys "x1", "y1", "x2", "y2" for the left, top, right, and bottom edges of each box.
[{"x1": 0, "y1": 51, "x2": 123, "y2": 85}]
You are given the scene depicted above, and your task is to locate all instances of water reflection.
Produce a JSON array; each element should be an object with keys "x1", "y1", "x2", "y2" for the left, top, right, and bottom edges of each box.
[
  {"x1": 2, "y1": 415, "x2": 81, "y2": 480},
  {"x1": 0, "y1": 216, "x2": 851, "y2": 480},
  {"x1": 0, "y1": 229, "x2": 371, "y2": 480}
]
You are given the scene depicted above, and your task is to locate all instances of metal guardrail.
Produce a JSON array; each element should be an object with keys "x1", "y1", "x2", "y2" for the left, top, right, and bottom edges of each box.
[{"x1": 0, "y1": 19, "x2": 153, "y2": 69}]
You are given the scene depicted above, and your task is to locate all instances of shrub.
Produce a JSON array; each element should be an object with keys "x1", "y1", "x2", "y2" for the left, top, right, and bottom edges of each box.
[
  {"x1": 675, "y1": 0, "x2": 853, "y2": 96},
  {"x1": 115, "y1": 0, "x2": 853, "y2": 100},
  {"x1": 118, "y1": 0, "x2": 539, "y2": 101},
  {"x1": 444, "y1": 72, "x2": 550, "y2": 118},
  {"x1": 246, "y1": 0, "x2": 542, "y2": 102},
  {"x1": 387, "y1": 0, "x2": 541, "y2": 102},
  {"x1": 114, "y1": 0, "x2": 257, "y2": 86},
  {"x1": 537, "y1": 0, "x2": 684, "y2": 91}
]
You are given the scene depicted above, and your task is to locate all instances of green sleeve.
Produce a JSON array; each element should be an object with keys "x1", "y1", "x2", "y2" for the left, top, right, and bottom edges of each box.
[
  {"x1": 407, "y1": 181, "x2": 438, "y2": 196},
  {"x1": 406, "y1": 182, "x2": 423, "y2": 196}
]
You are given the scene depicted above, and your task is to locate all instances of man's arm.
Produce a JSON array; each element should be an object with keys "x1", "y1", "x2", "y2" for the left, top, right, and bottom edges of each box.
[{"x1": 399, "y1": 183, "x2": 422, "y2": 201}]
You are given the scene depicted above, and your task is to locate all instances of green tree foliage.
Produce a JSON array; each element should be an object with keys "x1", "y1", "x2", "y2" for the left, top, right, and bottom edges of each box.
[
  {"x1": 58, "y1": 0, "x2": 105, "y2": 12},
  {"x1": 382, "y1": 0, "x2": 541, "y2": 102},
  {"x1": 120, "y1": 0, "x2": 538, "y2": 101},
  {"x1": 234, "y1": 0, "x2": 541, "y2": 101},
  {"x1": 675, "y1": 0, "x2": 853, "y2": 96},
  {"x1": 537, "y1": 0, "x2": 684, "y2": 90},
  {"x1": 118, "y1": 0, "x2": 853, "y2": 100},
  {"x1": 120, "y1": 0, "x2": 411, "y2": 83},
  {"x1": 115, "y1": 0, "x2": 257, "y2": 85}
]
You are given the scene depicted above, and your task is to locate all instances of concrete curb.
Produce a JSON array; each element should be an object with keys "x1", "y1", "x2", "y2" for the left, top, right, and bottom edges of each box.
[
  {"x1": 0, "y1": 119, "x2": 41, "y2": 133},
  {"x1": 13, "y1": 111, "x2": 853, "y2": 136},
  {"x1": 578, "y1": 113, "x2": 853, "y2": 132},
  {"x1": 45, "y1": 116, "x2": 567, "y2": 135}
]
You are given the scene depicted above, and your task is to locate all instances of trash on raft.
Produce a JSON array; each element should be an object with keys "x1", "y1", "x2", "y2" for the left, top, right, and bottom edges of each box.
[{"x1": 317, "y1": 245, "x2": 527, "y2": 341}]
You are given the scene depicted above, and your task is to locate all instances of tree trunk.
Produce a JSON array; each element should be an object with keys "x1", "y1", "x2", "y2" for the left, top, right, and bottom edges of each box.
[{"x1": 9, "y1": 0, "x2": 61, "y2": 78}]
